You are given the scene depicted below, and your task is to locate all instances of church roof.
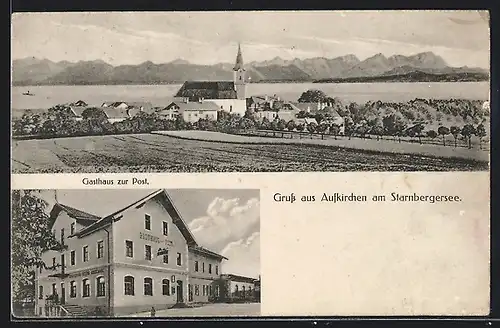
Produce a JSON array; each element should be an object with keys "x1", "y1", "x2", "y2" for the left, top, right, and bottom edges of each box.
[
  {"x1": 233, "y1": 43, "x2": 244, "y2": 71},
  {"x1": 175, "y1": 81, "x2": 237, "y2": 101}
]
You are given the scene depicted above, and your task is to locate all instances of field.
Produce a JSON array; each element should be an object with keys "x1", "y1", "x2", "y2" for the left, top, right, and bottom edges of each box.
[
  {"x1": 12, "y1": 133, "x2": 489, "y2": 173},
  {"x1": 155, "y1": 131, "x2": 489, "y2": 162}
]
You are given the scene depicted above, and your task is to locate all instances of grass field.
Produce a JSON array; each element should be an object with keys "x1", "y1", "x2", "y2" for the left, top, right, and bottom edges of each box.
[{"x1": 11, "y1": 133, "x2": 489, "y2": 173}]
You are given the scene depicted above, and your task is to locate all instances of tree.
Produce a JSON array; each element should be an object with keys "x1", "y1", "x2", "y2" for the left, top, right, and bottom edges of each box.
[
  {"x1": 238, "y1": 117, "x2": 255, "y2": 131},
  {"x1": 426, "y1": 130, "x2": 438, "y2": 142},
  {"x1": 295, "y1": 123, "x2": 305, "y2": 134},
  {"x1": 355, "y1": 123, "x2": 370, "y2": 139},
  {"x1": 383, "y1": 113, "x2": 407, "y2": 142},
  {"x1": 437, "y1": 126, "x2": 450, "y2": 146},
  {"x1": 12, "y1": 190, "x2": 65, "y2": 305},
  {"x1": 344, "y1": 116, "x2": 355, "y2": 140},
  {"x1": 82, "y1": 107, "x2": 108, "y2": 120},
  {"x1": 298, "y1": 89, "x2": 327, "y2": 103},
  {"x1": 329, "y1": 124, "x2": 340, "y2": 140},
  {"x1": 316, "y1": 123, "x2": 328, "y2": 140},
  {"x1": 286, "y1": 120, "x2": 296, "y2": 132},
  {"x1": 476, "y1": 123, "x2": 487, "y2": 150},
  {"x1": 461, "y1": 124, "x2": 476, "y2": 149},
  {"x1": 306, "y1": 122, "x2": 317, "y2": 137},
  {"x1": 450, "y1": 126, "x2": 460, "y2": 148}
]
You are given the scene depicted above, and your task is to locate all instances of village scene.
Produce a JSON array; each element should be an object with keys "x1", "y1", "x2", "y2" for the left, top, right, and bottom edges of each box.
[{"x1": 11, "y1": 11, "x2": 490, "y2": 173}]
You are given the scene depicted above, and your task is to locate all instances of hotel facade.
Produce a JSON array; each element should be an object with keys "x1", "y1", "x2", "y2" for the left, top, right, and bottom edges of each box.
[{"x1": 35, "y1": 189, "x2": 227, "y2": 317}]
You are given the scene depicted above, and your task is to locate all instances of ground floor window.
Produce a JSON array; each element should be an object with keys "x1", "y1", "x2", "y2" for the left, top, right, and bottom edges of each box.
[
  {"x1": 195, "y1": 284, "x2": 199, "y2": 296},
  {"x1": 144, "y1": 278, "x2": 153, "y2": 296},
  {"x1": 162, "y1": 279, "x2": 170, "y2": 296},
  {"x1": 124, "y1": 276, "x2": 135, "y2": 296},
  {"x1": 82, "y1": 279, "x2": 90, "y2": 298},
  {"x1": 39, "y1": 307, "x2": 42, "y2": 316},
  {"x1": 70, "y1": 281, "x2": 77, "y2": 298},
  {"x1": 38, "y1": 286, "x2": 43, "y2": 299},
  {"x1": 97, "y1": 277, "x2": 105, "y2": 297}
]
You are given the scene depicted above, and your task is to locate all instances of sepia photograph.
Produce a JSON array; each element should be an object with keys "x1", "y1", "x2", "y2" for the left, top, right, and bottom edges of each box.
[
  {"x1": 11, "y1": 189, "x2": 261, "y2": 318},
  {"x1": 11, "y1": 11, "x2": 490, "y2": 173}
]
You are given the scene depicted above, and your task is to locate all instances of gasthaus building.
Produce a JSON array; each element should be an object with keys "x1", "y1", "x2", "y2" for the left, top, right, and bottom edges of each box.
[{"x1": 35, "y1": 189, "x2": 227, "y2": 317}]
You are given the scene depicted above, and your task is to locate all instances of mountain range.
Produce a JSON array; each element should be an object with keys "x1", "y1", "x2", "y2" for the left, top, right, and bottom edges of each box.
[{"x1": 12, "y1": 52, "x2": 489, "y2": 86}]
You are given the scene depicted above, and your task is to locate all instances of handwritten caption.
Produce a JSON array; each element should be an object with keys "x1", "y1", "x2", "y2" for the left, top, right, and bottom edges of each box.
[
  {"x1": 82, "y1": 177, "x2": 150, "y2": 186},
  {"x1": 273, "y1": 192, "x2": 462, "y2": 204}
]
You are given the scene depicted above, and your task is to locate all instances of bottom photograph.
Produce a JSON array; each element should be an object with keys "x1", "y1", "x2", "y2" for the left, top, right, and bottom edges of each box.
[{"x1": 11, "y1": 188, "x2": 261, "y2": 318}]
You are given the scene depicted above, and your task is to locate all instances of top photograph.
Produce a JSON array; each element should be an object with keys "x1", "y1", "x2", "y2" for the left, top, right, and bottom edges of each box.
[{"x1": 11, "y1": 11, "x2": 490, "y2": 173}]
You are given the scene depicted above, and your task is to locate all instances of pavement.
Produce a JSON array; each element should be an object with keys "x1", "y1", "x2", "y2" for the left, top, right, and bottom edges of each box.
[{"x1": 122, "y1": 302, "x2": 261, "y2": 317}]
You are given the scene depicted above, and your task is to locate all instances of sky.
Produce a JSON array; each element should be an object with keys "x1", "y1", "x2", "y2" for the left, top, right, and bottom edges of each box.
[
  {"x1": 11, "y1": 11, "x2": 490, "y2": 68},
  {"x1": 36, "y1": 189, "x2": 261, "y2": 278}
]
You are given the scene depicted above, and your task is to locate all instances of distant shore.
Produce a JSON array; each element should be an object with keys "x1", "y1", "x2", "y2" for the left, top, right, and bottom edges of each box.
[{"x1": 12, "y1": 75, "x2": 489, "y2": 87}]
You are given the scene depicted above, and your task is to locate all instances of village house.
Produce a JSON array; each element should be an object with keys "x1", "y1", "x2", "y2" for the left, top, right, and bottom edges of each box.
[
  {"x1": 174, "y1": 44, "x2": 247, "y2": 116},
  {"x1": 35, "y1": 189, "x2": 228, "y2": 317},
  {"x1": 214, "y1": 274, "x2": 259, "y2": 303},
  {"x1": 164, "y1": 99, "x2": 219, "y2": 123}
]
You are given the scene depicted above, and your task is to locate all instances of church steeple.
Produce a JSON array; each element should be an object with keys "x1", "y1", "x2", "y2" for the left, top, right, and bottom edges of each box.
[
  {"x1": 233, "y1": 43, "x2": 246, "y2": 100},
  {"x1": 233, "y1": 43, "x2": 244, "y2": 71}
]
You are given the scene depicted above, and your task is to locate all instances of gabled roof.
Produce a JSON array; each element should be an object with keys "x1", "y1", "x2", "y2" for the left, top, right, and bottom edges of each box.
[
  {"x1": 175, "y1": 81, "x2": 237, "y2": 101},
  {"x1": 168, "y1": 101, "x2": 220, "y2": 111},
  {"x1": 293, "y1": 102, "x2": 320, "y2": 113},
  {"x1": 221, "y1": 273, "x2": 258, "y2": 283},
  {"x1": 72, "y1": 190, "x2": 199, "y2": 248},
  {"x1": 102, "y1": 107, "x2": 130, "y2": 119},
  {"x1": 49, "y1": 203, "x2": 101, "y2": 229},
  {"x1": 189, "y1": 245, "x2": 228, "y2": 260},
  {"x1": 69, "y1": 107, "x2": 88, "y2": 117}
]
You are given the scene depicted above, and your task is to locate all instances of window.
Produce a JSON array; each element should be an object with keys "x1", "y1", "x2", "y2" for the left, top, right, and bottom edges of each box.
[
  {"x1": 60, "y1": 228, "x2": 65, "y2": 244},
  {"x1": 82, "y1": 279, "x2": 90, "y2": 297},
  {"x1": 145, "y1": 245, "x2": 152, "y2": 261},
  {"x1": 144, "y1": 278, "x2": 153, "y2": 296},
  {"x1": 52, "y1": 283, "x2": 57, "y2": 295},
  {"x1": 162, "y1": 221, "x2": 168, "y2": 236},
  {"x1": 242, "y1": 285, "x2": 246, "y2": 296},
  {"x1": 39, "y1": 265, "x2": 42, "y2": 274},
  {"x1": 124, "y1": 276, "x2": 135, "y2": 296},
  {"x1": 195, "y1": 261, "x2": 199, "y2": 272},
  {"x1": 203, "y1": 285, "x2": 206, "y2": 296},
  {"x1": 38, "y1": 286, "x2": 43, "y2": 299},
  {"x1": 202, "y1": 262, "x2": 205, "y2": 272},
  {"x1": 230, "y1": 105, "x2": 233, "y2": 112},
  {"x1": 52, "y1": 257, "x2": 56, "y2": 268},
  {"x1": 163, "y1": 251, "x2": 169, "y2": 264},
  {"x1": 198, "y1": 110, "x2": 203, "y2": 115},
  {"x1": 235, "y1": 285, "x2": 239, "y2": 294},
  {"x1": 97, "y1": 277, "x2": 105, "y2": 297},
  {"x1": 60, "y1": 254, "x2": 65, "y2": 269},
  {"x1": 70, "y1": 251, "x2": 75, "y2": 266},
  {"x1": 125, "y1": 240, "x2": 133, "y2": 258},
  {"x1": 215, "y1": 285, "x2": 220, "y2": 297},
  {"x1": 209, "y1": 285, "x2": 213, "y2": 296},
  {"x1": 97, "y1": 241, "x2": 104, "y2": 259},
  {"x1": 162, "y1": 279, "x2": 170, "y2": 296},
  {"x1": 144, "y1": 214, "x2": 151, "y2": 230},
  {"x1": 176, "y1": 253, "x2": 182, "y2": 266},
  {"x1": 70, "y1": 281, "x2": 76, "y2": 298},
  {"x1": 215, "y1": 265, "x2": 218, "y2": 275},
  {"x1": 209, "y1": 264, "x2": 212, "y2": 274},
  {"x1": 83, "y1": 246, "x2": 89, "y2": 262},
  {"x1": 195, "y1": 285, "x2": 199, "y2": 296},
  {"x1": 70, "y1": 222, "x2": 75, "y2": 235}
]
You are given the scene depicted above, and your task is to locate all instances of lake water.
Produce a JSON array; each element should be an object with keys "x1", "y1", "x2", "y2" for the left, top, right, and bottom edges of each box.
[{"x1": 11, "y1": 82, "x2": 490, "y2": 111}]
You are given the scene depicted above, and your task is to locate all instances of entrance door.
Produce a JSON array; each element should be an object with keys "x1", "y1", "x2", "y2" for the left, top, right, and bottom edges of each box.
[
  {"x1": 176, "y1": 281, "x2": 183, "y2": 303},
  {"x1": 60, "y1": 283, "x2": 65, "y2": 305}
]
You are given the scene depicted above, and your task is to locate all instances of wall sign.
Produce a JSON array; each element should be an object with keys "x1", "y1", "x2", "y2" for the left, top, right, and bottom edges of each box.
[
  {"x1": 139, "y1": 232, "x2": 174, "y2": 246},
  {"x1": 171, "y1": 275, "x2": 176, "y2": 282},
  {"x1": 67, "y1": 268, "x2": 104, "y2": 278}
]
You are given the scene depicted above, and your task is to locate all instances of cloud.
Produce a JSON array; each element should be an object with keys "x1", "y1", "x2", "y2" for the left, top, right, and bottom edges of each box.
[
  {"x1": 188, "y1": 197, "x2": 260, "y2": 253},
  {"x1": 220, "y1": 232, "x2": 260, "y2": 278}
]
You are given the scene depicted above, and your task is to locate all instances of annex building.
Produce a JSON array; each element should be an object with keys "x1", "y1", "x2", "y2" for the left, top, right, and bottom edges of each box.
[
  {"x1": 35, "y1": 189, "x2": 228, "y2": 317},
  {"x1": 174, "y1": 44, "x2": 247, "y2": 117}
]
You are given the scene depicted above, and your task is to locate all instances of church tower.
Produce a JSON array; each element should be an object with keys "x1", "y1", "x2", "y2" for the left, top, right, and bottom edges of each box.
[{"x1": 233, "y1": 43, "x2": 246, "y2": 100}]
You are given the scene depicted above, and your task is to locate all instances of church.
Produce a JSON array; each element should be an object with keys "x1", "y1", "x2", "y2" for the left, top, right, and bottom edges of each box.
[{"x1": 174, "y1": 44, "x2": 248, "y2": 117}]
